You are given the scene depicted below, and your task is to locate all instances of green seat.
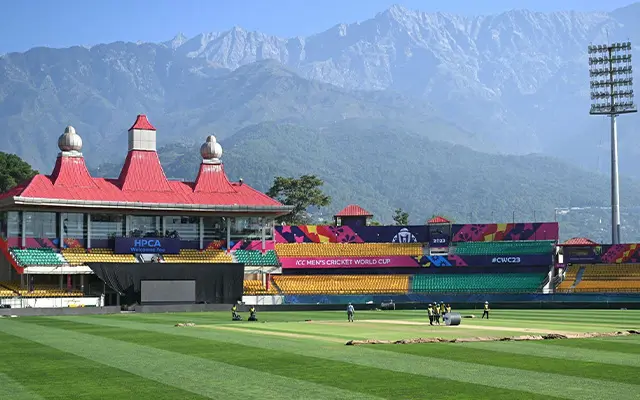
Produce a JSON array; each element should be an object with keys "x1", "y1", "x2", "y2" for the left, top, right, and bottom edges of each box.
[
  {"x1": 234, "y1": 250, "x2": 279, "y2": 266},
  {"x1": 451, "y1": 241, "x2": 555, "y2": 256},
  {"x1": 11, "y1": 248, "x2": 65, "y2": 267},
  {"x1": 411, "y1": 273, "x2": 546, "y2": 293}
]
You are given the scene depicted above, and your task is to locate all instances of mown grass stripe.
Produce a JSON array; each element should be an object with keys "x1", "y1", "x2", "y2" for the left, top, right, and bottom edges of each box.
[
  {"x1": 0, "y1": 320, "x2": 383, "y2": 400},
  {"x1": 0, "y1": 373, "x2": 46, "y2": 400},
  {"x1": 597, "y1": 336, "x2": 640, "y2": 344},
  {"x1": 0, "y1": 330, "x2": 209, "y2": 400},
  {"x1": 541, "y1": 338, "x2": 640, "y2": 354},
  {"x1": 59, "y1": 315, "x2": 640, "y2": 400},
  {"x1": 371, "y1": 340, "x2": 639, "y2": 385},
  {"x1": 29, "y1": 318, "x2": 558, "y2": 400},
  {"x1": 460, "y1": 339, "x2": 640, "y2": 368}
]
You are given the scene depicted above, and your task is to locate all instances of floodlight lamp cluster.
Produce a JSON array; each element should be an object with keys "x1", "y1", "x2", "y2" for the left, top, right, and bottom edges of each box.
[
  {"x1": 588, "y1": 42, "x2": 632, "y2": 53},
  {"x1": 589, "y1": 54, "x2": 632, "y2": 67},
  {"x1": 590, "y1": 78, "x2": 634, "y2": 89},
  {"x1": 590, "y1": 101, "x2": 636, "y2": 114},
  {"x1": 588, "y1": 41, "x2": 636, "y2": 115}
]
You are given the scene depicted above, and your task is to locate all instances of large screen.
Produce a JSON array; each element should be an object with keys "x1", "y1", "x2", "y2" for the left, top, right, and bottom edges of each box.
[{"x1": 140, "y1": 280, "x2": 196, "y2": 303}]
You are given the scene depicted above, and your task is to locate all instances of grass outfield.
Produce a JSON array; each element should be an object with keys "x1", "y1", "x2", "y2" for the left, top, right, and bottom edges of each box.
[{"x1": 0, "y1": 309, "x2": 639, "y2": 399}]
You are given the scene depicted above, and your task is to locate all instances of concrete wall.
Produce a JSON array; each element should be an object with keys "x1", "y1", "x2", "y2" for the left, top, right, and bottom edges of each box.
[
  {"x1": 132, "y1": 303, "x2": 235, "y2": 313},
  {"x1": 0, "y1": 306, "x2": 121, "y2": 317},
  {"x1": 0, "y1": 297, "x2": 103, "y2": 309},
  {"x1": 0, "y1": 253, "x2": 14, "y2": 282},
  {"x1": 242, "y1": 295, "x2": 284, "y2": 305}
]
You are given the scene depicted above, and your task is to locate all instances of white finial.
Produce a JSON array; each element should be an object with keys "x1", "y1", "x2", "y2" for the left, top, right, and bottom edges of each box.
[
  {"x1": 58, "y1": 125, "x2": 83, "y2": 153},
  {"x1": 200, "y1": 135, "x2": 223, "y2": 163}
]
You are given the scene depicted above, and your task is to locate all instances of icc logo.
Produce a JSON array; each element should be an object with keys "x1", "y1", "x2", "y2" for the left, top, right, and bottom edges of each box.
[{"x1": 392, "y1": 228, "x2": 417, "y2": 243}]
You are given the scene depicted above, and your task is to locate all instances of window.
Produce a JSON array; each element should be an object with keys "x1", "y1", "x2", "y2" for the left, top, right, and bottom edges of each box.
[
  {"x1": 164, "y1": 216, "x2": 199, "y2": 240},
  {"x1": 129, "y1": 215, "x2": 162, "y2": 237},
  {"x1": 263, "y1": 218, "x2": 274, "y2": 240},
  {"x1": 0, "y1": 212, "x2": 6, "y2": 239},
  {"x1": 203, "y1": 216, "x2": 225, "y2": 241},
  {"x1": 7, "y1": 212, "x2": 20, "y2": 238},
  {"x1": 24, "y1": 212, "x2": 57, "y2": 238},
  {"x1": 230, "y1": 217, "x2": 264, "y2": 240},
  {"x1": 90, "y1": 214, "x2": 124, "y2": 240},
  {"x1": 61, "y1": 213, "x2": 85, "y2": 240}
]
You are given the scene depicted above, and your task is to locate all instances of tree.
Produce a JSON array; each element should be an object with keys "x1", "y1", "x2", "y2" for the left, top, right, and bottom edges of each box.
[
  {"x1": 266, "y1": 175, "x2": 331, "y2": 224},
  {"x1": 0, "y1": 152, "x2": 38, "y2": 193},
  {"x1": 393, "y1": 208, "x2": 409, "y2": 226}
]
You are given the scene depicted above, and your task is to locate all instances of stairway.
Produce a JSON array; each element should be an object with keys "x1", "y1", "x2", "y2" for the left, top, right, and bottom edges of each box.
[
  {"x1": 270, "y1": 277, "x2": 284, "y2": 295},
  {"x1": 570, "y1": 266, "x2": 586, "y2": 289}
]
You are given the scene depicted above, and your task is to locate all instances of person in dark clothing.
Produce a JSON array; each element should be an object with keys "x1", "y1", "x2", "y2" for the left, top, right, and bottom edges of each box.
[
  {"x1": 432, "y1": 303, "x2": 440, "y2": 325},
  {"x1": 248, "y1": 306, "x2": 257, "y2": 321},
  {"x1": 427, "y1": 304, "x2": 434, "y2": 325},
  {"x1": 482, "y1": 301, "x2": 490, "y2": 319},
  {"x1": 232, "y1": 305, "x2": 242, "y2": 320}
]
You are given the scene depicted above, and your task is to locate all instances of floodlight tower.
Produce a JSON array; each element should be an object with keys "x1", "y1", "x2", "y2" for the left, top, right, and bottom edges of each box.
[{"x1": 588, "y1": 42, "x2": 636, "y2": 244}]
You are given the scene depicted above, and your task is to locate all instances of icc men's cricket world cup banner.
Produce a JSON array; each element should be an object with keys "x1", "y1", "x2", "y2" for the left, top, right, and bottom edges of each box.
[{"x1": 280, "y1": 256, "x2": 420, "y2": 269}]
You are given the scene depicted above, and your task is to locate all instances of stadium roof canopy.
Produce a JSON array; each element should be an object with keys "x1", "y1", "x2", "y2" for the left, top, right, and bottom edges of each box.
[
  {"x1": 334, "y1": 204, "x2": 373, "y2": 217},
  {"x1": 0, "y1": 115, "x2": 292, "y2": 216},
  {"x1": 560, "y1": 237, "x2": 598, "y2": 246},
  {"x1": 428, "y1": 216, "x2": 450, "y2": 224}
]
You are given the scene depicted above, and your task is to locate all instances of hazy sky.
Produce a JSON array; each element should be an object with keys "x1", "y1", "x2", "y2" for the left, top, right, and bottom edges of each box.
[{"x1": 0, "y1": 0, "x2": 636, "y2": 53}]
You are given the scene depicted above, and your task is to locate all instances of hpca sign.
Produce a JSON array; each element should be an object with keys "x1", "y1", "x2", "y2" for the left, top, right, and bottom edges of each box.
[{"x1": 114, "y1": 237, "x2": 181, "y2": 254}]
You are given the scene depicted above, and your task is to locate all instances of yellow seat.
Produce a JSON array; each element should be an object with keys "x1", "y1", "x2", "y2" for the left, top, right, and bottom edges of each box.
[
  {"x1": 162, "y1": 249, "x2": 233, "y2": 263},
  {"x1": 275, "y1": 243, "x2": 423, "y2": 257},
  {"x1": 61, "y1": 248, "x2": 137, "y2": 265},
  {"x1": 0, "y1": 281, "x2": 83, "y2": 297},
  {"x1": 243, "y1": 279, "x2": 278, "y2": 295},
  {"x1": 272, "y1": 274, "x2": 410, "y2": 295},
  {"x1": 560, "y1": 264, "x2": 640, "y2": 293}
]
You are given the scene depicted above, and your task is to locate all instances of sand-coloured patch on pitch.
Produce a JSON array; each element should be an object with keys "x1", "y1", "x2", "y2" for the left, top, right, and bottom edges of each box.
[
  {"x1": 345, "y1": 329, "x2": 640, "y2": 345},
  {"x1": 357, "y1": 319, "x2": 577, "y2": 335}
]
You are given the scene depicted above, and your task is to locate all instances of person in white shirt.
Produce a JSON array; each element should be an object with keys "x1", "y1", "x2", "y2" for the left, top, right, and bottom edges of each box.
[{"x1": 347, "y1": 303, "x2": 355, "y2": 322}]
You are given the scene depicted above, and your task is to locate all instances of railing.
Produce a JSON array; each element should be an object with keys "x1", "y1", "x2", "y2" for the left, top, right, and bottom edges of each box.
[{"x1": 0, "y1": 295, "x2": 103, "y2": 309}]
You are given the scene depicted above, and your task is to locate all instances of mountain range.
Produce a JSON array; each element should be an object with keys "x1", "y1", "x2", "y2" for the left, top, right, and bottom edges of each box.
[{"x1": 2, "y1": 3, "x2": 640, "y2": 240}]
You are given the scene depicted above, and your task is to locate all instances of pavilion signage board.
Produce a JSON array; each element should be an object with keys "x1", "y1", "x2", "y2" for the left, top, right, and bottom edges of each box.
[
  {"x1": 114, "y1": 238, "x2": 181, "y2": 254},
  {"x1": 429, "y1": 234, "x2": 450, "y2": 248},
  {"x1": 461, "y1": 255, "x2": 553, "y2": 266}
]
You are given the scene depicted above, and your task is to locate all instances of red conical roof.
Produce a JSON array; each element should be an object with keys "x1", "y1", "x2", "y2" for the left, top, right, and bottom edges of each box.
[
  {"x1": 193, "y1": 163, "x2": 237, "y2": 193},
  {"x1": 428, "y1": 216, "x2": 450, "y2": 224},
  {"x1": 129, "y1": 114, "x2": 156, "y2": 131},
  {"x1": 335, "y1": 204, "x2": 373, "y2": 217},
  {"x1": 561, "y1": 237, "x2": 598, "y2": 246},
  {"x1": 117, "y1": 151, "x2": 172, "y2": 192},
  {"x1": 50, "y1": 155, "x2": 97, "y2": 189}
]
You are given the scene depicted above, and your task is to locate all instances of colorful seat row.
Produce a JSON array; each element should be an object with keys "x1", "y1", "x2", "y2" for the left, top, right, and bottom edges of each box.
[
  {"x1": 275, "y1": 243, "x2": 423, "y2": 257},
  {"x1": 451, "y1": 240, "x2": 555, "y2": 256}
]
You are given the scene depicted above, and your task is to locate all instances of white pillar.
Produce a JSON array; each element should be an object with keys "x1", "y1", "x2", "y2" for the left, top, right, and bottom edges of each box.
[
  {"x1": 58, "y1": 213, "x2": 64, "y2": 249},
  {"x1": 86, "y1": 214, "x2": 92, "y2": 249},
  {"x1": 261, "y1": 218, "x2": 266, "y2": 251},
  {"x1": 226, "y1": 219, "x2": 231, "y2": 251},
  {"x1": 199, "y1": 217, "x2": 204, "y2": 250},
  {"x1": 20, "y1": 211, "x2": 26, "y2": 248},
  {"x1": 610, "y1": 114, "x2": 621, "y2": 244}
]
